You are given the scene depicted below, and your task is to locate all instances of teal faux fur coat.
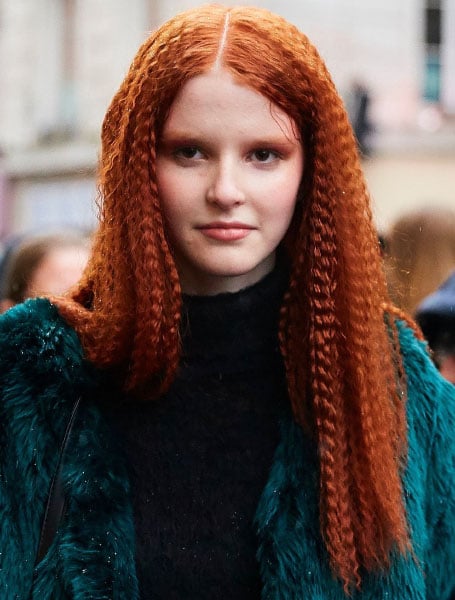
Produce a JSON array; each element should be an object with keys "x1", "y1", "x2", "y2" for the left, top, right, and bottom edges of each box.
[{"x1": 1, "y1": 298, "x2": 455, "y2": 599}]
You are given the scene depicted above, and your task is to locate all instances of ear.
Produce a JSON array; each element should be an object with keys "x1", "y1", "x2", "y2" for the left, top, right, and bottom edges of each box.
[{"x1": 0, "y1": 298, "x2": 15, "y2": 313}]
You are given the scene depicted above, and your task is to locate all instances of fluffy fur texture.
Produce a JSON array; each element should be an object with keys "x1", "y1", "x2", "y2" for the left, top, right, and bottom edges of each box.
[
  {"x1": 1, "y1": 300, "x2": 455, "y2": 598},
  {"x1": 0, "y1": 300, "x2": 137, "y2": 599},
  {"x1": 49, "y1": 5, "x2": 412, "y2": 586}
]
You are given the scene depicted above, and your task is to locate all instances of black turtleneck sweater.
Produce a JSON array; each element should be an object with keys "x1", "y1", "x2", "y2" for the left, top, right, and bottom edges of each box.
[{"x1": 109, "y1": 268, "x2": 290, "y2": 599}]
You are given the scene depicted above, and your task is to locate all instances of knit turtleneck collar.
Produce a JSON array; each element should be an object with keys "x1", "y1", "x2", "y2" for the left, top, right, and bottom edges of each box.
[{"x1": 179, "y1": 266, "x2": 288, "y2": 379}]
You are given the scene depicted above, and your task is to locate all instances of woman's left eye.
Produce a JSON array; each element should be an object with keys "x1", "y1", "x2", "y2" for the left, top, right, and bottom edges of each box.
[{"x1": 251, "y1": 149, "x2": 279, "y2": 163}]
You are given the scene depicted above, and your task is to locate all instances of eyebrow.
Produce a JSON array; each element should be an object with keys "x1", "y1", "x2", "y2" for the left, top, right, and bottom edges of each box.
[
  {"x1": 159, "y1": 132, "x2": 203, "y2": 143},
  {"x1": 159, "y1": 130, "x2": 299, "y2": 148}
]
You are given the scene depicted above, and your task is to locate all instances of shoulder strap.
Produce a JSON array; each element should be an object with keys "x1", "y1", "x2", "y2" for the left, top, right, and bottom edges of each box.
[{"x1": 35, "y1": 396, "x2": 82, "y2": 565}]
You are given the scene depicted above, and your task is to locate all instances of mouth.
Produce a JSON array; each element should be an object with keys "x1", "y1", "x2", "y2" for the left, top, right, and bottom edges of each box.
[{"x1": 196, "y1": 221, "x2": 255, "y2": 241}]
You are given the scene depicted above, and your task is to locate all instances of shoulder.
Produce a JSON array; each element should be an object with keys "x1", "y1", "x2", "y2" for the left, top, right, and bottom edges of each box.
[
  {"x1": 0, "y1": 299, "x2": 99, "y2": 435},
  {"x1": 397, "y1": 319, "x2": 455, "y2": 501},
  {"x1": 396, "y1": 320, "x2": 455, "y2": 436},
  {"x1": 396, "y1": 325, "x2": 455, "y2": 594},
  {"x1": 396, "y1": 319, "x2": 454, "y2": 414},
  {"x1": 0, "y1": 297, "x2": 90, "y2": 391},
  {"x1": 0, "y1": 298, "x2": 101, "y2": 489},
  {"x1": 396, "y1": 318, "x2": 433, "y2": 373}
]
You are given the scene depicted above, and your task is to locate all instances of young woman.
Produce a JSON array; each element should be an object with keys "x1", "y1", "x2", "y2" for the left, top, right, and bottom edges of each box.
[{"x1": 1, "y1": 5, "x2": 454, "y2": 599}]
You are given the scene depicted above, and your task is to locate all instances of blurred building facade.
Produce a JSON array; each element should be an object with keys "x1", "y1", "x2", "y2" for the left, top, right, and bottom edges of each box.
[{"x1": 0, "y1": 0, "x2": 454, "y2": 240}]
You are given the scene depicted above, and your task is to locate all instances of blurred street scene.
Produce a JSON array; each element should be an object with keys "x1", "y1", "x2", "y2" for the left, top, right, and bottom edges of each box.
[{"x1": 0, "y1": 0, "x2": 454, "y2": 246}]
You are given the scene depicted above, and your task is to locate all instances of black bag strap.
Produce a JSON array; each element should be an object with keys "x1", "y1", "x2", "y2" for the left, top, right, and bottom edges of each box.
[{"x1": 35, "y1": 396, "x2": 82, "y2": 565}]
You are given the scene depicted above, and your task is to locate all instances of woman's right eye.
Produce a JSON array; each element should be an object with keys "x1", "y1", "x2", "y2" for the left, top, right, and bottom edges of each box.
[{"x1": 174, "y1": 146, "x2": 203, "y2": 160}]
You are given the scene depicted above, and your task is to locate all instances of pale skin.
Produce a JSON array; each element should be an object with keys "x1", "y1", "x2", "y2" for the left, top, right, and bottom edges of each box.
[{"x1": 155, "y1": 69, "x2": 304, "y2": 296}]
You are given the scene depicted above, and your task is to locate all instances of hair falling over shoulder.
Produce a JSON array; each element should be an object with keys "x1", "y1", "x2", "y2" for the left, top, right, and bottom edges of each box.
[{"x1": 54, "y1": 5, "x2": 410, "y2": 591}]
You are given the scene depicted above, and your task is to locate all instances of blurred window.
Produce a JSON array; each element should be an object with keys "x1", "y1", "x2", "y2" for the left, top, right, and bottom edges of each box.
[
  {"x1": 35, "y1": 0, "x2": 77, "y2": 144},
  {"x1": 423, "y1": 1, "x2": 441, "y2": 101}
]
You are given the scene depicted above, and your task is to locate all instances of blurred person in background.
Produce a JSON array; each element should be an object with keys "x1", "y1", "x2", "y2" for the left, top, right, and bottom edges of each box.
[
  {"x1": 346, "y1": 79, "x2": 374, "y2": 157},
  {"x1": 0, "y1": 230, "x2": 91, "y2": 313},
  {"x1": 416, "y1": 270, "x2": 455, "y2": 384},
  {"x1": 383, "y1": 206, "x2": 455, "y2": 315}
]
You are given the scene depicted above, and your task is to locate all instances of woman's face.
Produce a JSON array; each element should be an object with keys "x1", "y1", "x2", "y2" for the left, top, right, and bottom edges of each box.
[{"x1": 156, "y1": 69, "x2": 304, "y2": 295}]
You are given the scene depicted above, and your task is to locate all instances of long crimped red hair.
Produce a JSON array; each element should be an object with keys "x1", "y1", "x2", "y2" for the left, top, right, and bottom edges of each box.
[{"x1": 55, "y1": 5, "x2": 410, "y2": 591}]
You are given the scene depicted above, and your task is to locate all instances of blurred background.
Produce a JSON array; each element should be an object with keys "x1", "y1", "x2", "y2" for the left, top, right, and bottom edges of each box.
[{"x1": 0, "y1": 0, "x2": 454, "y2": 245}]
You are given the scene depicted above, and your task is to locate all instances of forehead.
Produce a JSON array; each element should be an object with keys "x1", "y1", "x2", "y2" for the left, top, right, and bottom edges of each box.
[{"x1": 161, "y1": 69, "x2": 298, "y2": 140}]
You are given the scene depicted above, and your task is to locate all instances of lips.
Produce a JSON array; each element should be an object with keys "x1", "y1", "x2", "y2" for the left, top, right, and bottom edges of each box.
[{"x1": 197, "y1": 221, "x2": 255, "y2": 241}]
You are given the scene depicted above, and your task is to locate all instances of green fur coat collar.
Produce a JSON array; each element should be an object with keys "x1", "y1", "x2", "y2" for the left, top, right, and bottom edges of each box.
[{"x1": 1, "y1": 299, "x2": 454, "y2": 599}]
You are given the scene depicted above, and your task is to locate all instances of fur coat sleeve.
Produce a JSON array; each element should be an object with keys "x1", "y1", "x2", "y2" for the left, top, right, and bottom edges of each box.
[
  {"x1": 254, "y1": 320, "x2": 455, "y2": 599},
  {"x1": 0, "y1": 299, "x2": 138, "y2": 600}
]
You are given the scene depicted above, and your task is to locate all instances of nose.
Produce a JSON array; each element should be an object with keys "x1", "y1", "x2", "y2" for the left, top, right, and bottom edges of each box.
[{"x1": 206, "y1": 159, "x2": 246, "y2": 208}]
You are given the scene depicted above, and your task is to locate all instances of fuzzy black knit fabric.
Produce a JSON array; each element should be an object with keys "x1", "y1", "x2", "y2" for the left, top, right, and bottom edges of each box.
[{"x1": 109, "y1": 268, "x2": 290, "y2": 599}]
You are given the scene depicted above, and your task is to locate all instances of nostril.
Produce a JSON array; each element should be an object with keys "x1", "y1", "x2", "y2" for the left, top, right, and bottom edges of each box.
[{"x1": 206, "y1": 180, "x2": 245, "y2": 207}]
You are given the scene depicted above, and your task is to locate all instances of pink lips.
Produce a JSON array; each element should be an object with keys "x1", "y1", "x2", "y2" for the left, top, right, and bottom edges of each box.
[{"x1": 197, "y1": 221, "x2": 255, "y2": 241}]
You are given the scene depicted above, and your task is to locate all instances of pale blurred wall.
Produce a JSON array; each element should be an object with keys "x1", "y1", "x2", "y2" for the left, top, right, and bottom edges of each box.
[
  {"x1": 156, "y1": 0, "x2": 424, "y2": 131},
  {"x1": 0, "y1": 0, "x2": 148, "y2": 150},
  {"x1": 0, "y1": 0, "x2": 454, "y2": 239},
  {"x1": 0, "y1": 0, "x2": 149, "y2": 236}
]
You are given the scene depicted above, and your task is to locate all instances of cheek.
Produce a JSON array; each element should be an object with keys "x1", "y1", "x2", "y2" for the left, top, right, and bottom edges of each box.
[
  {"x1": 157, "y1": 182, "x2": 194, "y2": 246},
  {"x1": 276, "y1": 196, "x2": 298, "y2": 235},
  {"x1": 161, "y1": 197, "x2": 193, "y2": 230},
  {"x1": 265, "y1": 172, "x2": 302, "y2": 240},
  {"x1": 156, "y1": 166, "x2": 174, "y2": 207},
  {"x1": 156, "y1": 169, "x2": 183, "y2": 222},
  {"x1": 268, "y1": 172, "x2": 301, "y2": 219}
]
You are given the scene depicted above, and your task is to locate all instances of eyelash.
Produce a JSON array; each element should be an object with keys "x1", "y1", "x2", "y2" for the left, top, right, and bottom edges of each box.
[
  {"x1": 250, "y1": 149, "x2": 280, "y2": 163},
  {"x1": 172, "y1": 146, "x2": 282, "y2": 163},
  {"x1": 174, "y1": 146, "x2": 202, "y2": 160}
]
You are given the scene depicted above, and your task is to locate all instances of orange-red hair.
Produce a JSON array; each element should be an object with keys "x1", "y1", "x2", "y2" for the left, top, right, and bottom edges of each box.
[{"x1": 55, "y1": 5, "x2": 410, "y2": 591}]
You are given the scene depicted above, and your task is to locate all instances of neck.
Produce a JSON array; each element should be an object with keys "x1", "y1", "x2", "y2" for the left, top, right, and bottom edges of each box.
[
  {"x1": 177, "y1": 255, "x2": 276, "y2": 296},
  {"x1": 178, "y1": 266, "x2": 288, "y2": 379}
]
